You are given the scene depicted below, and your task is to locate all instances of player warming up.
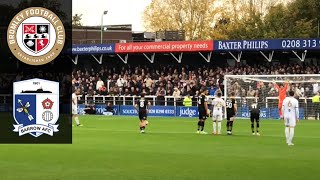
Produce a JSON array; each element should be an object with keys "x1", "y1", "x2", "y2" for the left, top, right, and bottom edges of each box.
[
  {"x1": 72, "y1": 89, "x2": 83, "y2": 127},
  {"x1": 197, "y1": 88, "x2": 209, "y2": 134},
  {"x1": 226, "y1": 92, "x2": 237, "y2": 135},
  {"x1": 211, "y1": 92, "x2": 226, "y2": 135},
  {"x1": 273, "y1": 80, "x2": 289, "y2": 117},
  {"x1": 134, "y1": 93, "x2": 150, "y2": 133},
  {"x1": 282, "y1": 91, "x2": 299, "y2": 146},
  {"x1": 249, "y1": 101, "x2": 260, "y2": 136}
]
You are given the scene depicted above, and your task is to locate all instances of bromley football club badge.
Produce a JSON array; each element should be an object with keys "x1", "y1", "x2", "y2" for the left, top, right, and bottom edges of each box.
[
  {"x1": 23, "y1": 24, "x2": 50, "y2": 54},
  {"x1": 7, "y1": 7, "x2": 65, "y2": 65},
  {"x1": 13, "y1": 79, "x2": 59, "y2": 137}
]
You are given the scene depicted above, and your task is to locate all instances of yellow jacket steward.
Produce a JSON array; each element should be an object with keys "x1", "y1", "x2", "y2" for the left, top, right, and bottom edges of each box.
[
  {"x1": 312, "y1": 95, "x2": 320, "y2": 103},
  {"x1": 183, "y1": 96, "x2": 192, "y2": 107}
]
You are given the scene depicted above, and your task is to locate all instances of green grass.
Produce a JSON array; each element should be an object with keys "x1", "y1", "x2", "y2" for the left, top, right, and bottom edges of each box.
[{"x1": 1, "y1": 116, "x2": 320, "y2": 180}]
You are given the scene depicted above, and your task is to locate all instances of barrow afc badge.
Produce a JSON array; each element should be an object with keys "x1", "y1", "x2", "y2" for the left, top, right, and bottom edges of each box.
[
  {"x1": 13, "y1": 79, "x2": 59, "y2": 137},
  {"x1": 7, "y1": 7, "x2": 65, "y2": 65}
]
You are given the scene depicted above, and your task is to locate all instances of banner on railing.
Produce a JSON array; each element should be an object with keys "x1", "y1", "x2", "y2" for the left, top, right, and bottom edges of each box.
[
  {"x1": 176, "y1": 106, "x2": 198, "y2": 117},
  {"x1": 119, "y1": 105, "x2": 175, "y2": 117},
  {"x1": 115, "y1": 40, "x2": 213, "y2": 53},
  {"x1": 72, "y1": 44, "x2": 115, "y2": 54}
]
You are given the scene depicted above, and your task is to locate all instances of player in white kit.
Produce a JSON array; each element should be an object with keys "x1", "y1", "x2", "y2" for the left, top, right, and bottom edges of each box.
[
  {"x1": 72, "y1": 89, "x2": 83, "y2": 127},
  {"x1": 282, "y1": 91, "x2": 299, "y2": 146},
  {"x1": 211, "y1": 92, "x2": 226, "y2": 135}
]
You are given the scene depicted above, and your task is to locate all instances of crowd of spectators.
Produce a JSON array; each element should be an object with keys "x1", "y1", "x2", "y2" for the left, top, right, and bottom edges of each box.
[{"x1": 72, "y1": 63, "x2": 320, "y2": 100}]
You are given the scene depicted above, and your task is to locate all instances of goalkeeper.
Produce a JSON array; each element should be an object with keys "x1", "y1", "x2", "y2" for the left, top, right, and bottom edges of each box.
[{"x1": 273, "y1": 80, "x2": 289, "y2": 117}]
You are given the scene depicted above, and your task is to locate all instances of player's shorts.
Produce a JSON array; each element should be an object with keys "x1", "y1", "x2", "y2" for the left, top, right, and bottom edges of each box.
[
  {"x1": 212, "y1": 111, "x2": 223, "y2": 121},
  {"x1": 198, "y1": 110, "x2": 207, "y2": 120},
  {"x1": 284, "y1": 116, "x2": 296, "y2": 127},
  {"x1": 139, "y1": 112, "x2": 147, "y2": 121},
  {"x1": 226, "y1": 111, "x2": 235, "y2": 121},
  {"x1": 250, "y1": 113, "x2": 260, "y2": 122},
  {"x1": 72, "y1": 106, "x2": 78, "y2": 115}
]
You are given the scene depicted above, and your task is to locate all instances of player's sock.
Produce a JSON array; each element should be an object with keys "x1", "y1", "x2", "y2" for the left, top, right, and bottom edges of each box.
[
  {"x1": 226, "y1": 121, "x2": 230, "y2": 131},
  {"x1": 197, "y1": 121, "x2": 201, "y2": 131},
  {"x1": 285, "y1": 127, "x2": 290, "y2": 143},
  {"x1": 229, "y1": 121, "x2": 233, "y2": 132},
  {"x1": 289, "y1": 127, "x2": 295, "y2": 144},
  {"x1": 251, "y1": 123, "x2": 254, "y2": 133},
  {"x1": 213, "y1": 121, "x2": 216, "y2": 134},
  {"x1": 256, "y1": 122, "x2": 260, "y2": 133},
  {"x1": 201, "y1": 121, "x2": 205, "y2": 131},
  {"x1": 217, "y1": 122, "x2": 221, "y2": 134},
  {"x1": 75, "y1": 117, "x2": 80, "y2": 125}
]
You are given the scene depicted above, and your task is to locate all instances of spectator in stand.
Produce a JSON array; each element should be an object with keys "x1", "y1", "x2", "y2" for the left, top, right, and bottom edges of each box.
[
  {"x1": 173, "y1": 87, "x2": 181, "y2": 105},
  {"x1": 312, "y1": 82, "x2": 319, "y2": 95},
  {"x1": 73, "y1": 63, "x2": 320, "y2": 99},
  {"x1": 209, "y1": 85, "x2": 217, "y2": 96},
  {"x1": 96, "y1": 77, "x2": 104, "y2": 90},
  {"x1": 116, "y1": 75, "x2": 126, "y2": 88}
]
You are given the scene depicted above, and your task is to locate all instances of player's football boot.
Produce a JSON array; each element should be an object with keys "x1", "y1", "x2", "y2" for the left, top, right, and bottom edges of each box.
[
  {"x1": 256, "y1": 132, "x2": 260, "y2": 136},
  {"x1": 200, "y1": 131, "x2": 208, "y2": 134}
]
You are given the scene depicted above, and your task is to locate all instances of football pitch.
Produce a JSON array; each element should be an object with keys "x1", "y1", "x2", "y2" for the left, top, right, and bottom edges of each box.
[{"x1": 1, "y1": 116, "x2": 320, "y2": 180}]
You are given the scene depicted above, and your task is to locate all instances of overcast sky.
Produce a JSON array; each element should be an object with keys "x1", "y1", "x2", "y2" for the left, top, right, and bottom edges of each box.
[{"x1": 72, "y1": 0, "x2": 151, "y2": 31}]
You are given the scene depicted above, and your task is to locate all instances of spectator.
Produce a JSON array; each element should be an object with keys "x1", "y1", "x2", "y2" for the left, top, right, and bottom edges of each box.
[
  {"x1": 144, "y1": 75, "x2": 153, "y2": 88},
  {"x1": 116, "y1": 75, "x2": 126, "y2": 88},
  {"x1": 209, "y1": 85, "x2": 217, "y2": 96},
  {"x1": 173, "y1": 87, "x2": 181, "y2": 105},
  {"x1": 96, "y1": 77, "x2": 104, "y2": 91}
]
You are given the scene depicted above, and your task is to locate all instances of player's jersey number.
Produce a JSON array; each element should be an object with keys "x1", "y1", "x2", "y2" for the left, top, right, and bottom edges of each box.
[
  {"x1": 140, "y1": 101, "x2": 145, "y2": 108},
  {"x1": 226, "y1": 102, "x2": 233, "y2": 108},
  {"x1": 287, "y1": 101, "x2": 292, "y2": 112}
]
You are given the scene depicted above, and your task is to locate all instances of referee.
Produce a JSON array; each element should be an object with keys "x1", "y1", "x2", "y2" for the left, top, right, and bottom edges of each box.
[{"x1": 312, "y1": 92, "x2": 320, "y2": 120}]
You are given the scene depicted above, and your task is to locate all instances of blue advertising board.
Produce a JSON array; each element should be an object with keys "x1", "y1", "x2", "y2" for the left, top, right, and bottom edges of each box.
[
  {"x1": 237, "y1": 107, "x2": 270, "y2": 119},
  {"x1": 176, "y1": 106, "x2": 199, "y2": 117},
  {"x1": 77, "y1": 104, "x2": 118, "y2": 115},
  {"x1": 119, "y1": 105, "x2": 175, "y2": 117},
  {"x1": 214, "y1": 38, "x2": 320, "y2": 51},
  {"x1": 72, "y1": 44, "x2": 115, "y2": 54},
  {"x1": 237, "y1": 107, "x2": 304, "y2": 119}
]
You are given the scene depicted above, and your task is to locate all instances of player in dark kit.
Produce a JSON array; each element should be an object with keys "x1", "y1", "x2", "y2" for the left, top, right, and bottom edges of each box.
[
  {"x1": 226, "y1": 92, "x2": 237, "y2": 135},
  {"x1": 197, "y1": 88, "x2": 209, "y2": 134},
  {"x1": 250, "y1": 100, "x2": 260, "y2": 136},
  {"x1": 134, "y1": 93, "x2": 150, "y2": 133}
]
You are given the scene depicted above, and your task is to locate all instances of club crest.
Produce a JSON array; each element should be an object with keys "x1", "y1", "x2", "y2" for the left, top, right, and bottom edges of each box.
[
  {"x1": 22, "y1": 24, "x2": 50, "y2": 54},
  {"x1": 13, "y1": 79, "x2": 59, "y2": 137},
  {"x1": 7, "y1": 7, "x2": 65, "y2": 65}
]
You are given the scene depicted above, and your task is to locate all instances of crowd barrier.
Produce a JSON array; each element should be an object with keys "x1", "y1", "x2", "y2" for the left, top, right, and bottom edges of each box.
[{"x1": 77, "y1": 104, "x2": 305, "y2": 120}]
